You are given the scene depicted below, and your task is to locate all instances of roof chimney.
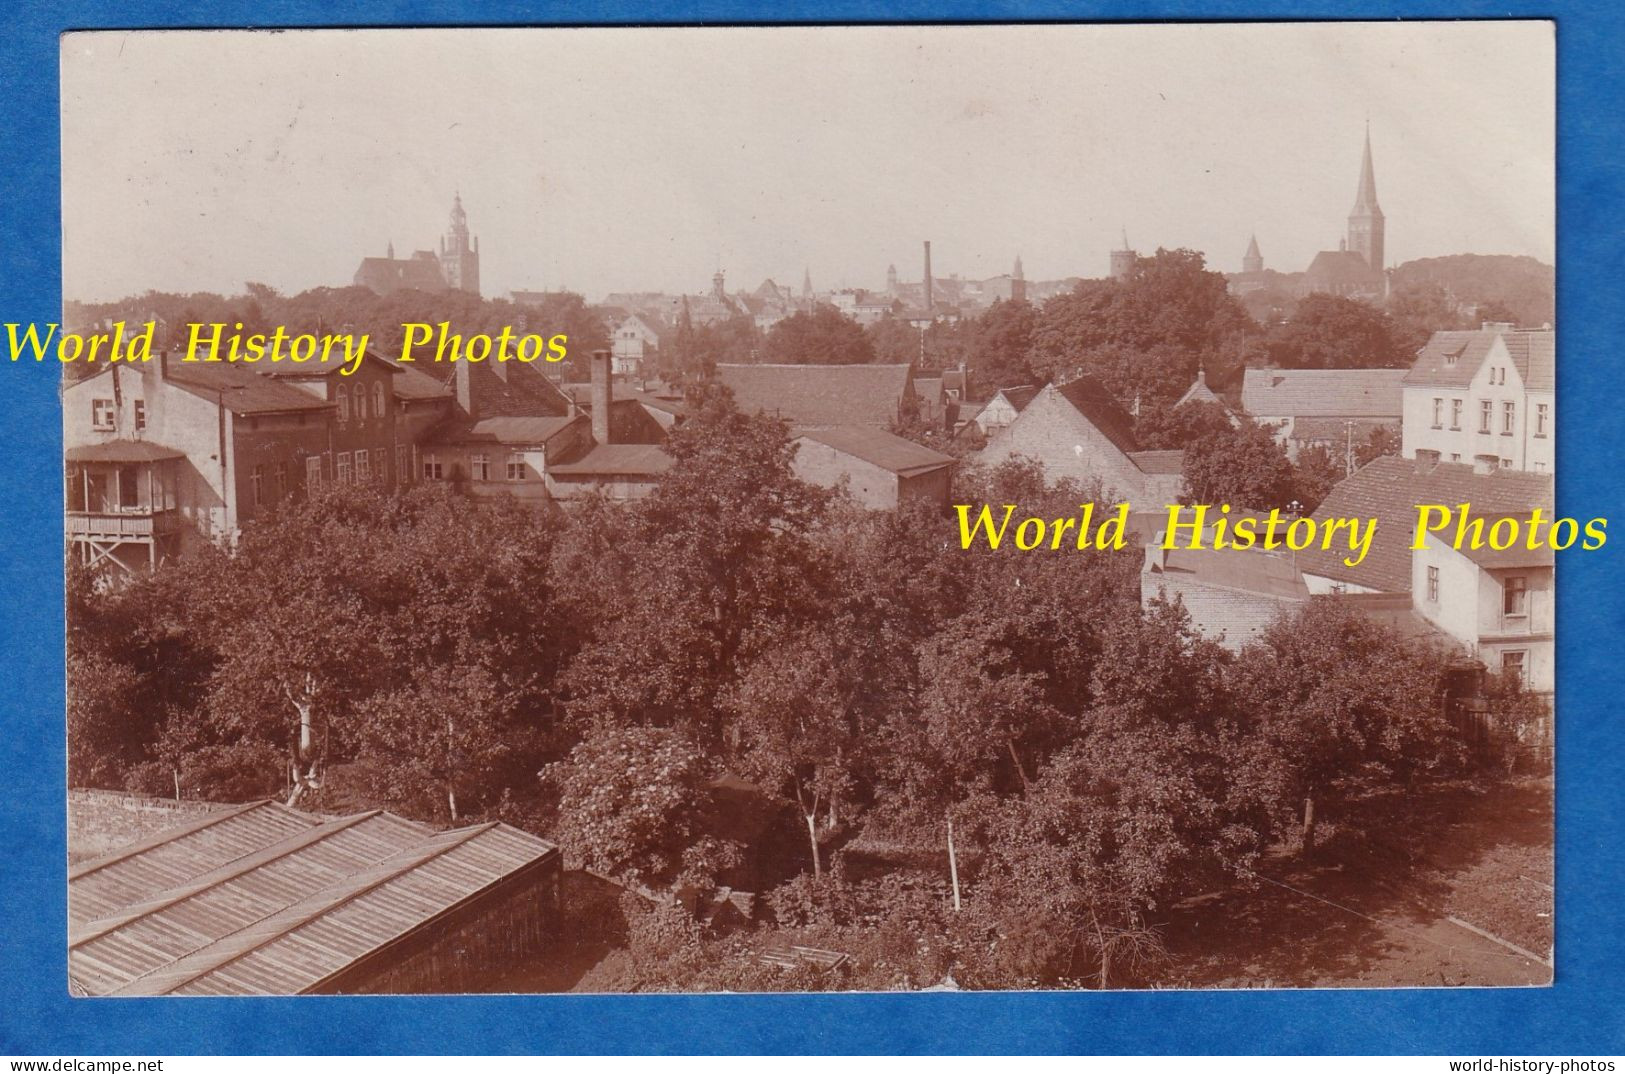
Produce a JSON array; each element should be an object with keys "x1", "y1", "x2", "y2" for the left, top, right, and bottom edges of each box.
[
  {"x1": 591, "y1": 349, "x2": 613, "y2": 445},
  {"x1": 1473, "y1": 454, "x2": 1499, "y2": 475},
  {"x1": 455, "y1": 360, "x2": 475, "y2": 419}
]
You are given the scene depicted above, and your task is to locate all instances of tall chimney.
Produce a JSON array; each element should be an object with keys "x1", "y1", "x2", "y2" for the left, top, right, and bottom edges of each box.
[
  {"x1": 455, "y1": 360, "x2": 475, "y2": 418},
  {"x1": 923, "y1": 240, "x2": 934, "y2": 311},
  {"x1": 591, "y1": 349, "x2": 612, "y2": 445}
]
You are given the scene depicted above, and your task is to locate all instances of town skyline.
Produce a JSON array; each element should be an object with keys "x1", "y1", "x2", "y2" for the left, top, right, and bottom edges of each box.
[{"x1": 62, "y1": 22, "x2": 1553, "y2": 304}]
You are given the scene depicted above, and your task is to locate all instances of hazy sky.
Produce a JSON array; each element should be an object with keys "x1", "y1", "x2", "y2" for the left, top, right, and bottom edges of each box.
[{"x1": 61, "y1": 22, "x2": 1554, "y2": 304}]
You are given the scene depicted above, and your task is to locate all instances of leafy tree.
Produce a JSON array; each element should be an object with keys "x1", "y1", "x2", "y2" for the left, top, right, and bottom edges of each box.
[
  {"x1": 546, "y1": 724, "x2": 713, "y2": 887},
  {"x1": 762, "y1": 305, "x2": 876, "y2": 365},
  {"x1": 1229, "y1": 598, "x2": 1460, "y2": 852},
  {"x1": 1292, "y1": 443, "x2": 1345, "y2": 514},
  {"x1": 1269, "y1": 293, "x2": 1408, "y2": 369},
  {"x1": 1181, "y1": 421, "x2": 1297, "y2": 510},
  {"x1": 1354, "y1": 424, "x2": 1402, "y2": 469},
  {"x1": 1133, "y1": 399, "x2": 1234, "y2": 450}
]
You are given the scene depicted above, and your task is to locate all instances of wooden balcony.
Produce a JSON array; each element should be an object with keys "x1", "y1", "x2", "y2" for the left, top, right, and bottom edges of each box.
[{"x1": 66, "y1": 510, "x2": 184, "y2": 540}]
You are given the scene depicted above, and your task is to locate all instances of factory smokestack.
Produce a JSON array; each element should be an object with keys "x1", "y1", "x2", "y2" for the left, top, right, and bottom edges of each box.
[
  {"x1": 591, "y1": 349, "x2": 613, "y2": 446},
  {"x1": 923, "y1": 240, "x2": 934, "y2": 311}
]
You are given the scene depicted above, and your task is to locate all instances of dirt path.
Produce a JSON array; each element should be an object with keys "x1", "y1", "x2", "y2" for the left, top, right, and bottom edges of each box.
[{"x1": 1161, "y1": 776, "x2": 1552, "y2": 989}]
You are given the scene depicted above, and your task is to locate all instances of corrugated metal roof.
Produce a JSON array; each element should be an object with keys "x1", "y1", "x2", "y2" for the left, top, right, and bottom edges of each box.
[
  {"x1": 795, "y1": 426, "x2": 955, "y2": 476},
  {"x1": 69, "y1": 803, "x2": 559, "y2": 997},
  {"x1": 112, "y1": 823, "x2": 557, "y2": 996},
  {"x1": 1241, "y1": 368, "x2": 1406, "y2": 419},
  {"x1": 70, "y1": 811, "x2": 433, "y2": 996},
  {"x1": 69, "y1": 801, "x2": 316, "y2": 927}
]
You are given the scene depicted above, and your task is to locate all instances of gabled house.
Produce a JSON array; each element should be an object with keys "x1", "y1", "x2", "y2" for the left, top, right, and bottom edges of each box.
[
  {"x1": 610, "y1": 313, "x2": 664, "y2": 376},
  {"x1": 971, "y1": 385, "x2": 1038, "y2": 436},
  {"x1": 63, "y1": 355, "x2": 337, "y2": 572},
  {"x1": 1401, "y1": 324, "x2": 1554, "y2": 475},
  {"x1": 976, "y1": 374, "x2": 1184, "y2": 504},
  {"x1": 1241, "y1": 367, "x2": 1406, "y2": 460},
  {"x1": 416, "y1": 358, "x2": 589, "y2": 504}
]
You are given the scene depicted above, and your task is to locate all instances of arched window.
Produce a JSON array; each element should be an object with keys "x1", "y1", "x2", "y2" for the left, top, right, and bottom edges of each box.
[{"x1": 374, "y1": 382, "x2": 386, "y2": 419}]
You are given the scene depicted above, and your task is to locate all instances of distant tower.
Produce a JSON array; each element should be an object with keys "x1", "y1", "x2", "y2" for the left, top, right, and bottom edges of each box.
[
  {"x1": 1242, "y1": 234, "x2": 1263, "y2": 275},
  {"x1": 1011, "y1": 254, "x2": 1027, "y2": 303},
  {"x1": 712, "y1": 269, "x2": 727, "y2": 301},
  {"x1": 1110, "y1": 228, "x2": 1136, "y2": 281},
  {"x1": 886, "y1": 263, "x2": 899, "y2": 296},
  {"x1": 439, "y1": 192, "x2": 481, "y2": 296},
  {"x1": 802, "y1": 267, "x2": 814, "y2": 309},
  {"x1": 1347, "y1": 124, "x2": 1386, "y2": 273},
  {"x1": 386, "y1": 239, "x2": 395, "y2": 260}
]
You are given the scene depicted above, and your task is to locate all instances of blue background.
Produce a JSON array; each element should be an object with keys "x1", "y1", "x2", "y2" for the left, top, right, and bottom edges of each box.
[{"x1": 2, "y1": 0, "x2": 1620, "y2": 1056}]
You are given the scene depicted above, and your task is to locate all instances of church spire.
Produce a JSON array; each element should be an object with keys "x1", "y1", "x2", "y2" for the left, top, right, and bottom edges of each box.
[
  {"x1": 1351, "y1": 123, "x2": 1380, "y2": 214},
  {"x1": 1346, "y1": 124, "x2": 1386, "y2": 274}
]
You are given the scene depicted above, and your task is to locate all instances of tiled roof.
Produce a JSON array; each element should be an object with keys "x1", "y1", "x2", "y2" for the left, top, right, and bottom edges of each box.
[
  {"x1": 69, "y1": 801, "x2": 558, "y2": 997},
  {"x1": 716, "y1": 363, "x2": 913, "y2": 428},
  {"x1": 1175, "y1": 374, "x2": 1223, "y2": 409},
  {"x1": 259, "y1": 351, "x2": 402, "y2": 381},
  {"x1": 1302, "y1": 249, "x2": 1383, "y2": 288},
  {"x1": 163, "y1": 363, "x2": 336, "y2": 416},
  {"x1": 994, "y1": 385, "x2": 1040, "y2": 413},
  {"x1": 1241, "y1": 368, "x2": 1406, "y2": 419},
  {"x1": 1127, "y1": 449, "x2": 1185, "y2": 476},
  {"x1": 1299, "y1": 456, "x2": 1553, "y2": 592},
  {"x1": 1404, "y1": 328, "x2": 1554, "y2": 393},
  {"x1": 65, "y1": 440, "x2": 186, "y2": 463},
  {"x1": 1448, "y1": 514, "x2": 1557, "y2": 570},
  {"x1": 795, "y1": 426, "x2": 956, "y2": 476},
  {"x1": 438, "y1": 415, "x2": 582, "y2": 445},
  {"x1": 546, "y1": 443, "x2": 674, "y2": 476},
  {"x1": 1055, "y1": 373, "x2": 1140, "y2": 456},
  {"x1": 416, "y1": 360, "x2": 573, "y2": 420}
]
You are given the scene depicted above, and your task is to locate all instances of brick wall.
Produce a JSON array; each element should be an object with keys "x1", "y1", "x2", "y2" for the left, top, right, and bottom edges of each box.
[
  {"x1": 1141, "y1": 573, "x2": 1301, "y2": 652},
  {"x1": 67, "y1": 789, "x2": 234, "y2": 863}
]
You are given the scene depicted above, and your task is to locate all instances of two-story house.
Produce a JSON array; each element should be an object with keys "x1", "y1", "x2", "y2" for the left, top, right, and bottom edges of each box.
[
  {"x1": 1401, "y1": 324, "x2": 1555, "y2": 475},
  {"x1": 63, "y1": 355, "x2": 334, "y2": 574},
  {"x1": 1412, "y1": 520, "x2": 1554, "y2": 695}
]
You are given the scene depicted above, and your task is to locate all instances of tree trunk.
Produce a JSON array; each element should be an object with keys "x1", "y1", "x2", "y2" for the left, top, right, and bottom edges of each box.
[
  {"x1": 447, "y1": 785, "x2": 459, "y2": 822},
  {"x1": 947, "y1": 817, "x2": 962, "y2": 912},
  {"x1": 172, "y1": 767, "x2": 181, "y2": 802},
  {"x1": 1008, "y1": 739, "x2": 1031, "y2": 791},
  {"x1": 805, "y1": 811, "x2": 822, "y2": 879},
  {"x1": 1301, "y1": 794, "x2": 1316, "y2": 855}
]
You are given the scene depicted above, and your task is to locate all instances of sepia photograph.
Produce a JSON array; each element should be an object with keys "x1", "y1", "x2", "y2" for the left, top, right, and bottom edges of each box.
[{"x1": 58, "y1": 22, "x2": 1556, "y2": 996}]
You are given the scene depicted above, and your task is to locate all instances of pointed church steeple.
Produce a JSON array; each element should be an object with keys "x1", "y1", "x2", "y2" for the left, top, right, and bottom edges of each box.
[
  {"x1": 1351, "y1": 123, "x2": 1380, "y2": 214},
  {"x1": 1242, "y1": 234, "x2": 1262, "y2": 274},
  {"x1": 1346, "y1": 124, "x2": 1386, "y2": 273}
]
